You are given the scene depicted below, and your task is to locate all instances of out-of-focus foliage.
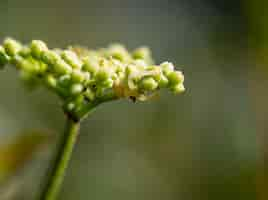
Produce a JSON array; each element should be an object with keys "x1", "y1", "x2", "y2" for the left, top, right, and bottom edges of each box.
[{"x1": 0, "y1": 130, "x2": 51, "y2": 183}]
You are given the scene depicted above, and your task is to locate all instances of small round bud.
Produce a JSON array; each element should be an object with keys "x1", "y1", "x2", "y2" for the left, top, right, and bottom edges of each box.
[
  {"x1": 70, "y1": 83, "x2": 83, "y2": 95},
  {"x1": 158, "y1": 74, "x2": 169, "y2": 88},
  {"x1": 160, "y1": 62, "x2": 174, "y2": 75},
  {"x1": 132, "y1": 47, "x2": 153, "y2": 64},
  {"x1": 54, "y1": 59, "x2": 72, "y2": 75},
  {"x1": 102, "y1": 78, "x2": 113, "y2": 88},
  {"x1": 140, "y1": 77, "x2": 158, "y2": 91},
  {"x1": 31, "y1": 40, "x2": 48, "y2": 58},
  {"x1": 171, "y1": 84, "x2": 185, "y2": 94},
  {"x1": 107, "y1": 44, "x2": 131, "y2": 62},
  {"x1": 11, "y1": 56, "x2": 37, "y2": 72},
  {"x1": 45, "y1": 74, "x2": 57, "y2": 88},
  {"x1": 82, "y1": 58, "x2": 99, "y2": 75},
  {"x1": 132, "y1": 59, "x2": 147, "y2": 68},
  {"x1": 84, "y1": 88, "x2": 95, "y2": 101},
  {"x1": 58, "y1": 75, "x2": 71, "y2": 87},
  {"x1": 3, "y1": 38, "x2": 22, "y2": 56},
  {"x1": 96, "y1": 67, "x2": 112, "y2": 81},
  {"x1": 167, "y1": 71, "x2": 184, "y2": 86},
  {"x1": 0, "y1": 46, "x2": 10, "y2": 68},
  {"x1": 66, "y1": 102, "x2": 75, "y2": 111},
  {"x1": 146, "y1": 66, "x2": 161, "y2": 82},
  {"x1": 61, "y1": 50, "x2": 82, "y2": 69},
  {"x1": 41, "y1": 50, "x2": 61, "y2": 65},
  {"x1": 71, "y1": 69, "x2": 85, "y2": 83},
  {"x1": 127, "y1": 71, "x2": 141, "y2": 90},
  {"x1": 19, "y1": 46, "x2": 31, "y2": 57}
]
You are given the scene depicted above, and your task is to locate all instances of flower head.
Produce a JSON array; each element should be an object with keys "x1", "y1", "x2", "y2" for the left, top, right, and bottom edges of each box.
[{"x1": 0, "y1": 38, "x2": 185, "y2": 120}]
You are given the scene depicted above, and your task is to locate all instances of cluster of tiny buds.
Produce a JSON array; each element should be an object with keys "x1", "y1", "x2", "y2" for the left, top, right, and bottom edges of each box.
[{"x1": 0, "y1": 38, "x2": 185, "y2": 119}]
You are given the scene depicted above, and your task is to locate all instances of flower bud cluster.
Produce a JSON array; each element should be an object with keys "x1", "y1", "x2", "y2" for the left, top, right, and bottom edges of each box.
[{"x1": 0, "y1": 38, "x2": 185, "y2": 119}]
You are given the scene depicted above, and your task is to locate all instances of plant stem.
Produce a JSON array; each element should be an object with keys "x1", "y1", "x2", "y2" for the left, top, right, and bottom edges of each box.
[{"x1": 40, "y1": 117, "x2": 80, "y2": 200}]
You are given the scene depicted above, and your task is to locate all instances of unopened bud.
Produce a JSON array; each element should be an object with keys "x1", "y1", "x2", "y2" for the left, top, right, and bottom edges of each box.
[
  {"x1": 0, "y1": 46, "x2": 10, "y2": 68},
  {"x1": 140, "y1": 77, "x2": 158, "y2": 91},
  {"x1": 70, "y1": 83, "x2": 83, "y2": 95},
  {"x1": 31, "y1": 40, "x2": 48, "y2": 58},
  {"x1": 62, "y1": 50, "x2": 82, "y2": 69},
  {"x1": 171, "y1": 84, "x2": 185, "y2": 94},
  {"x1": 167, "y1": 71, "x2": 184, "y2": 86},
  {"x1": 3, "y1": 38, "x2": 22, "y2": 56}
]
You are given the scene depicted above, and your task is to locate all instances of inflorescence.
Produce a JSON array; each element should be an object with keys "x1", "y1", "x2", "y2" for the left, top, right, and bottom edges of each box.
[{"x1": 0, "y1": 38, "x2": 185, "y2": 121}]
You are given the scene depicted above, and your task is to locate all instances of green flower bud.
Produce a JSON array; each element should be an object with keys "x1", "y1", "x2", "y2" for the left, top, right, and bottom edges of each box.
[
  {"x1": 107, "y1": 44, "x2": 131, "y2": 62},
  {"x1": 71, "y1": 69, "x2": 86, "y2": 83},
  {"x1": 84, "y1": 88, "x2": 95, "y2": 101},
  {"x1": 45, "y1": 74, "x2": 57, "y2": 88},
  {"x1": 145, "y1": 66, "x2": 161, "y2": 82},
  {"x1": 54, "y1": 59, "x2": 72, "y2": 75},
  {"x1": 171, "y1": 84, "x2": 185, "y2": 94},
  {"x1": 167, "y1": 71, "x2": 184, "y2": 86},
  {"x1": 160, "y1": 62, "x2": 174, "y2": 75},
  {"x1": 3, "y1": 38, "x2": 22, "y2": 56},
  {"x1": 140, "y1": 77, "x2": 158, "y2": 91},
  {"x1": 102, "y1": 78, "x2": 113, "y2": 88},
  {"x1": 96, "y1": 67, "x2": 112, "y2": 81},
  {"x1": 127, "y1": 71, "x2": 141, "y2": 90},
  {"x1": 0, "y1": 46, "x2": 10, "y2": 68},
  {"x1": 19, "y1": 46, "x2": 31, "y2": 57},
  {"x1": 132, "y1": 47, "x2": 153, "y2": 64},
  {"x1": 31, "y1": 40, "x2": 48, "y2": 58},
  {"x1": 66, "y1": 102, "x2": 75, "y2": 112},
  {"x1": 11, "y1": 56, "x2": 38, "y2": 72},
  {"x1": 61, "y1": 50, "x2": 82, "y2": 69},
  {"x1": 58, "y1": 75, "x2": 71, "y2": 87},
  {"x1": 82, "y1": 58, "x2": 99, "y2": 75},
  {"x1": 158, "y1": 74, "x2": 169, "y2": 87},
  {"x1": 70, "y1": 83, "x2": 83, "y2": 95},
  {"x1": 41, "y1": 50, "x2": 61, "y2": 65}
]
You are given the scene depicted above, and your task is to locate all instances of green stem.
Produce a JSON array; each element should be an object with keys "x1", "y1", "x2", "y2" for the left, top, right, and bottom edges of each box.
[{"x1": 40, "y1": 117, "x2": 80, "y2": 200}]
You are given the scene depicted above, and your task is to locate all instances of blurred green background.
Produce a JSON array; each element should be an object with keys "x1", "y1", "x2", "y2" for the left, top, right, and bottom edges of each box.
[{"x1": 0, "y1": 0, "x2": 264, "y2": 199}]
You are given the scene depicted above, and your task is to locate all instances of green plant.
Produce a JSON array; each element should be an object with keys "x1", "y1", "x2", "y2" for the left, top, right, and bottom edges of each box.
[{"x1": 0, "y1": 38, "x2": 185, "y2": 200}]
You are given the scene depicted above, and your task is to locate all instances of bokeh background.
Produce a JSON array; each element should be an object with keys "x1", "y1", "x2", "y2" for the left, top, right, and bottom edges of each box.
[{"x1": 0, "y1": 0, "x2": 265, "y2": 199}]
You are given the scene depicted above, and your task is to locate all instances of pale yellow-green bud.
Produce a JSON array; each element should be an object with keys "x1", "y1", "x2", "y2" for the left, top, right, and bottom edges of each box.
[
  {"x1": 158, "y1": 74, "x2": 169, "y2": 87},
  {"x1": 171, "y1": 84, "x2": 185, "y2": 94},
  {"x1": 0, "y1": 46, "x2": 10, "y2": 68},
  {"x1": 127, "y1": 71, "x2": 141, "y2": 90},
  {"x1": 41, "y1": 50, "x2": 61, "y2": 65},
  {"x1": 12, "y1": 56, "x2": 38, "y2": 72},
  {"x1": 70, "y1": 83, "x2": 83, "y2": 95},
  {"x1": 31, "y1": 40, "x2": 48, "y2": 58},
  {"x1": 96, "y1": 67, "x2": 112, "y2": 81},
  {"x1": 3, "y1": 38, "x2": 22, "y2": 56},
  {"x1": 71, "y1": 69, "x2": 86, "y2": 83},
  {"x1": 61, "y1": 50, "x2": 82, "y2": 69},
  {"x1": 54, "y1": 59, "x2": 72, "y2": 75},
  {"x1": 82, "y1": 57, "x2": 99, "y2": 75},
  {"x1": 45, "y1": 74, "x2": 57, "y2": 89},
  {"x1": 167, "y1": 71, "x2": 184, "y2": 85},
  {"x1": 102, "y1": 78, "x2": 114, "y2": 88},
  {"x1": 160, "y1": 62, "x2": 174, "y2": 75},
  {"x1": 58, "y1": 75, "x2": 71, "y2": 87},
  {"x1": 132, "y1": 47, "x2": 153, "y2": 64},
  {"x1": 84, "y1": 88, "x2": 95, "y2": 101},
  {"x1": 140, "y1": 77, "x2": 158, "y2": 91},
  {"x1": 106, "y1": 44, "x2": 131, "y2": 62}
]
